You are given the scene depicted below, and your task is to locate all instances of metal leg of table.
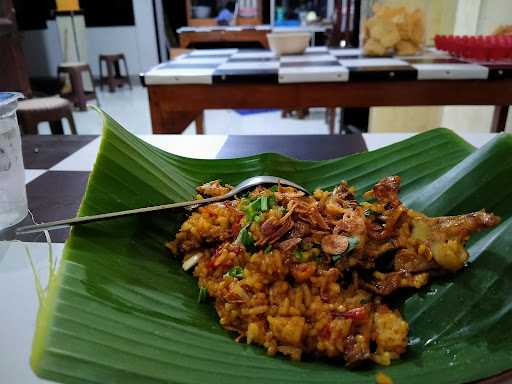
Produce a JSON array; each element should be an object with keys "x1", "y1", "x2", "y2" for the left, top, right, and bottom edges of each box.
[{"x1": 491, "y1": 105, "x2": 509, "y2": 133}]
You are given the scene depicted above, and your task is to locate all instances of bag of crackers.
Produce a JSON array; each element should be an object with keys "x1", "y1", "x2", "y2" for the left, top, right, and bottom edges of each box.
[{"x1": 362, "y1": 3, "x2": 426, "y2": 56}]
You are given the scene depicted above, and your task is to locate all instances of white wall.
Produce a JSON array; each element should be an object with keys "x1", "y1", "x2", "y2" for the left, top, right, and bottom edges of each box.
[
  {"x1": 441, "y1": 0, "x2": 512, "y2": 133},
  {"x1": 22, "y1": 21, "x2": 62, "y2": 78},
  {"x1": 86, "y1": 26, "x2": 140, "y2": 75},
  {"x1": 132, "y1": 0, "x2": 159, "y2": 73},
  {"x1": 477, "y1": 0, "x2": 512, "y2": 34},
  {"x1": 22, "y1": 0, "x2": 159, "y2": 77}
]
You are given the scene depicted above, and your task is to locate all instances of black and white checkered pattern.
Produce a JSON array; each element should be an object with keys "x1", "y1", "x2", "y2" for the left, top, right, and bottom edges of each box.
[{"x1": 144, "y1": 47, "x2": 512, "y2": 85}]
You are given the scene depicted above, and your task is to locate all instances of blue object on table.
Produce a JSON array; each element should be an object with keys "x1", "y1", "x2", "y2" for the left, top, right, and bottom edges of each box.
[
  {"x1": 274, "y1": 19, "x2": 301, "y2": 26},
  {"x1": 217, "y1": 9, "x2": 234, "y2": 24},
  {"x1": 234, "y1": 108, "x2": 278, "y2": 116},
  {"x1": 276, "y1": 6, "x2": 284, "y2": 23}
]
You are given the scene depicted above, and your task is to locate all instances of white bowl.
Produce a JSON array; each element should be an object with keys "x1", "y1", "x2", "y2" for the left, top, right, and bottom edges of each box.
[
  {"x1": 192, "y1": 6, "x2": 211, "y2": 19},
  {"x1": 267, "y1": 32, "x2": 312, "y2": 56}
]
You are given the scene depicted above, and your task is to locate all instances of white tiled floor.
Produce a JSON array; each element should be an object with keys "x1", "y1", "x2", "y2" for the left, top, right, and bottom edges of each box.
[{"x1": 36, "y1": 85, "x2": 332, "y2": 136}]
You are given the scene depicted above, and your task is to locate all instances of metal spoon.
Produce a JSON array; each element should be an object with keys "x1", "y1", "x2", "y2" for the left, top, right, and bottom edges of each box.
[{"x1": 15, "y1": 176, "x2": 308, "y2": 235}]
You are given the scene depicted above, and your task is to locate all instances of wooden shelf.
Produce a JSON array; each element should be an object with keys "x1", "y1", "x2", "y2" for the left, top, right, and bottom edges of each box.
[{"x1": 186, "y1": 0, "x2": 262, "y2": 27}]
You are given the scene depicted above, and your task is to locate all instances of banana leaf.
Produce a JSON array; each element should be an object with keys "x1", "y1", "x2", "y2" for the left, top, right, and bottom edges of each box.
[{"x1": 31, "y1": 110, "x2": 512, "y2": 384}]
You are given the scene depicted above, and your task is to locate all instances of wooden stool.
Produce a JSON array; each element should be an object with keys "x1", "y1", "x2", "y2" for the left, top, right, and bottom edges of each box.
[
  {"x1": 98, "y1": 53, "x2": 132, "y2": 92},
  {"x1": 58, "y1": 62, "x2": 99, "y2": 111},
  {"x1": 16, "y1": 97, "x2": 77, "y2": 135}
]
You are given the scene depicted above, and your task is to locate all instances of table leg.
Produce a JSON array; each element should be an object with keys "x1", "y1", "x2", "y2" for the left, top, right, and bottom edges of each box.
[
  {"x1": 179, "y1": 35, "x2": 191, "y2": 48},
  {"x1": 150, "y1": 108, "x2": 204, "y2": 134},
  {"x1": 326, "y1": 108, "x2": 336, "y2": 135},
  {"x1": 491, "y1": 105, "x2": 509, "y2": 133},
  {"x1": 195, "y1": 112, "x2": 204, "y2": 134}
]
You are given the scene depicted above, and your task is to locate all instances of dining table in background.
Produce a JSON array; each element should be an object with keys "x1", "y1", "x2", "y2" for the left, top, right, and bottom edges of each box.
[
  {"x1": 0, "y1": 131, "x2": 506, "y2": 383},
  {"x1": 143, "y1": 47, "x2": 512, "y2": 135},
  {"x1": 177, "y1": 25, "x2": 329, "y2": 49}
]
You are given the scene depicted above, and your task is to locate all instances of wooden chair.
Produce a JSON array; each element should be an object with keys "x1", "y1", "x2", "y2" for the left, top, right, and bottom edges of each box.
[
  {"x1": 58, "y1": 62, "x2": 99, "y2": 111},
  {"x1": 16, "y1": 96, "x2": 77, "y2": 135},
  {"x1": 98, "y1": 53, "x2": 132, "y2": 92}
]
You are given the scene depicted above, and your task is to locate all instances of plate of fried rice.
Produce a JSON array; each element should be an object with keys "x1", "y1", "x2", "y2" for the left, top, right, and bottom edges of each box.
[{"x1": 168, "y1": 177, "x2": 500, "y2": 368}]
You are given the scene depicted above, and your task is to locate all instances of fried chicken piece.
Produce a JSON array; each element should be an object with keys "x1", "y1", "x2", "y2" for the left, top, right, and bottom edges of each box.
[
  {"x1": 394, "y1": 249, "x2": 436, "y2": 273},
  {"x1": 361, "y1": 271, "x2": 429, "y2": 296},
  {"x1": 410, "y1": 210, "x2": 501, "y2": 271}
]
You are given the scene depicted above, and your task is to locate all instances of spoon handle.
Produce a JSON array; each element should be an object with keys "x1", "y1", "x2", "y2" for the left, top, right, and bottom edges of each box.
[{"x1": 15, "y1": 195, "x2": 223, "y2": 235}]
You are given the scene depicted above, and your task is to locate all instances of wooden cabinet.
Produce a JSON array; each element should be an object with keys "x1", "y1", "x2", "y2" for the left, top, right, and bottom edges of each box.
[{"x1": 186, "y1": 0, "x2": 262, "y2": 27}]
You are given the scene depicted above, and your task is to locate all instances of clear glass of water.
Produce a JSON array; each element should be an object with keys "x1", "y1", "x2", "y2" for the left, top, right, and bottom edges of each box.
[{"x1": 0, "y1": 93, "x2": 27, "y2": 230}]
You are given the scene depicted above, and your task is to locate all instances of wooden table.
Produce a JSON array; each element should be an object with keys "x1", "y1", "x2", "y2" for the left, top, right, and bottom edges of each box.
[
  {"x1": 179, "y1": 28, "x2": 270, "y2": 49},
  {"x1": 177, "y1": 25, "x2": 328, "y2": 49},
  {"x1": 144, "y1": 47, "x2": 512, "y2": 134}
]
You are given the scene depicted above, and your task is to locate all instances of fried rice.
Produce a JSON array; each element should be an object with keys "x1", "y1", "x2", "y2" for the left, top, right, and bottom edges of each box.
[{"x1": 167, "y1": 177, "x2": 500, "y2": 367}]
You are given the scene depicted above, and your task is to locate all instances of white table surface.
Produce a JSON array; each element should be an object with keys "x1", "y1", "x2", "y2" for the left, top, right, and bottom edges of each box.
[{"x1": 2, "y1": 132, "x2": 499, "y2": 383}]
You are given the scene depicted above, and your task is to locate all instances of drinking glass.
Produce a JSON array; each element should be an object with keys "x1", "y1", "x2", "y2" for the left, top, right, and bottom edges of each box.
[{"x1": 0, "y1": 92, "x2": 27, "y2": 230}]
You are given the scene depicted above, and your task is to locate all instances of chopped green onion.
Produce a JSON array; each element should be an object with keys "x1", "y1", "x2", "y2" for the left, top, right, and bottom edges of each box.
[
  {"x1": 254, "y1": 214, "x2": 262, "y2": 223},
  {"x1": 197, "y1": 287, "x2": 208, "y2": 303},
  {"x1": 260, "y1": 195, "x2": 268, "y2": 211},
  {"x1": 332, "y1": 254, "x2": 343, "y2": 264},
  {"x1": 268, "y1": 194, "x2": 276, "y2": 208},
  {"x1": 271, "y1": 185, "x2": 278, "y2": 192},
  {"x1": 244, "y1": 195, "x2": 271, "y2": 223},
  {"x1": 264, "y1": 244, "x2": 272, "y2": 253},
  {"x1": 347, "y1": 237, "x2": 359, "y2": 253},
  {"x1": 235, "y1": 225, "x2": 255, "y2": 250},
  {"x1": 235, "y1": 224, "x2": 249, "y2": 243},
  {"x1": 225, "y1": 266, "x2": 244, "y2": 279},
  {"x1": 294, "y1": 250, "x2": 305, "y2": 262}
]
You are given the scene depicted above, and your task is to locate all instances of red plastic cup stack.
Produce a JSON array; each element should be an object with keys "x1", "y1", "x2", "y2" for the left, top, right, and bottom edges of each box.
[{"x1": 434, "y1": 35, "x2": 512, "y2": 61}]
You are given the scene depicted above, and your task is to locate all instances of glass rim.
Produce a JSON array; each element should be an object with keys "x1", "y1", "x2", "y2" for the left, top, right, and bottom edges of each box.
[{"x1": 0, "y1": 92, "x2": 24, "y2": 119}]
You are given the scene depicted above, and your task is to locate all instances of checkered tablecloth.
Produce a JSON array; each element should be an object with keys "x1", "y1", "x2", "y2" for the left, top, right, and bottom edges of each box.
[{"x1": 144, "y1": 47, "x2": 512, "y2": 85}]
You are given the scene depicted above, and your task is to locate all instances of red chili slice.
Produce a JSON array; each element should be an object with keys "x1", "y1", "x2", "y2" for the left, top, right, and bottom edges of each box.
[{"x1": 333, "y1": 307, "x2": 368, "y2": 321}]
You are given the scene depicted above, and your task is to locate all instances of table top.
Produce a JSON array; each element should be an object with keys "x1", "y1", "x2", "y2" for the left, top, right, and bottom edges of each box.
[
  {"x1": 0, "y1": 132, "x2": 499, "y2": 383},
  {"x1": 143, "y1": 46, "x2": 512, "y2": 85}
]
